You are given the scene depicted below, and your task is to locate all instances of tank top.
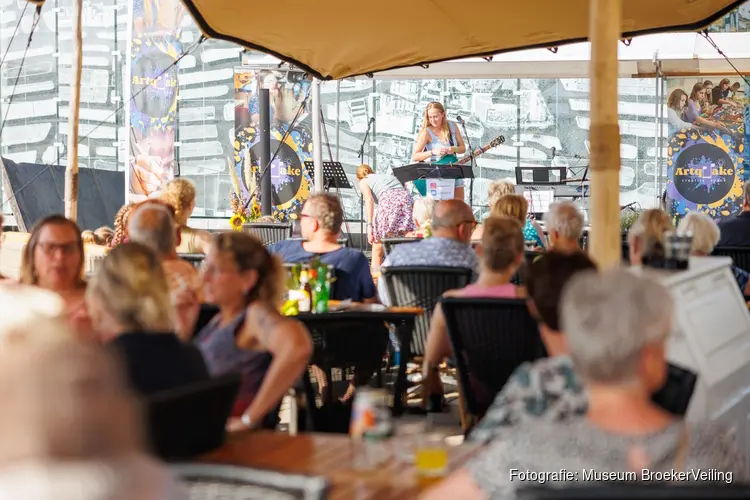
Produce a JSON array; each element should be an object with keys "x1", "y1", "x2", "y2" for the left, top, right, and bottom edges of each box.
[
  {"x1": 459, "y1": 283, "x2": 518, "y2": 299},
  {"x1": 195, "y1": 309, "x2": 272, "y2": 417},
  {"x1": 366, "y1": 173, "x2": 403, "y2": 204},
  {"x1": 423, "y1": 121, "x2": 459, "y2": 163}
]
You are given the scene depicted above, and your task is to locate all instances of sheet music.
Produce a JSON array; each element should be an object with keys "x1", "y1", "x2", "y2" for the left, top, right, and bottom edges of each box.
[{"x1": 523, "y1": 187, "x2": 554, "y2": 214}]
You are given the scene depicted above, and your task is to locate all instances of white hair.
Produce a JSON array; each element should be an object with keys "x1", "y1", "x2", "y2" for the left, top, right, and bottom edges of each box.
[
  {"x1": 561, "y1": 268, "x2": 673, "y2": 385},
  {"x1": 412, "y1": 197, "x2": 436, "y2": 228},
  {"x1": 676, "y1": 212, "x2": 720, "y2": 255},
  {"x1": 128, "y1": 204, "x2": 176, "y2": 257},
  {"x1": 543, "y1": 202, "x2": 584, "y2": 240}
]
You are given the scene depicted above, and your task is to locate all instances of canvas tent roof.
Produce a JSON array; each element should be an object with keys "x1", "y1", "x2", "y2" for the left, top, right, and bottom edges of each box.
[{"x1": 180, "y1": 0, "x2": 744, "y2": 80}]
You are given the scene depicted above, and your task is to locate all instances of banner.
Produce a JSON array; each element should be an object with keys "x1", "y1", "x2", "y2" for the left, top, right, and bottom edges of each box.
[
  {"x1": 234, "y1": 68, "x2": 312, "y2": 221},
  {"x1": 665, "y1": 78, "x2": 746, "y2": 221},
  {"x1": 125, "y1": 0, "x2": 184, "y2": 202}
]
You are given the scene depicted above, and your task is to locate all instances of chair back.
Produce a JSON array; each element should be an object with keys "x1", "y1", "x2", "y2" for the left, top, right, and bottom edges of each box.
[
  {"x1": 179, "y1": 253, "x2": 204, "y2": 270},
  {"x1": 713, "y1": 246, "x2": 750, "y2": 273},
  {"x1": 173, "y1": 463, "x2": 329, "y2": 500},
  {"x1": 302, "y1": 318, "x2": 391, "y2": 433},
  {"x1": 652, "y1": 362, "x2": 697, "y2": 417},
  {"x1": 242, "y1": 222, "x2": 293, "y2": 246},
  {"x1": 440, "y1": 297, "x2": 546, "y2": 424},
  {"x1": 382, "y1": 237, "x2": 421, "y2": 256},
  {"x1": 380, "y1": 266, "x2": 473, "y2": 357},
  {"x1": 145, "y1": 373, "x2": 241, "y2": 461}
]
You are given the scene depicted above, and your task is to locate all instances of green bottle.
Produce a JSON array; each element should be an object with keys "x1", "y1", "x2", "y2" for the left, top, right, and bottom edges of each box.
[{"x1": 313, "y1": 265, "x2": 330, "y2": 313}]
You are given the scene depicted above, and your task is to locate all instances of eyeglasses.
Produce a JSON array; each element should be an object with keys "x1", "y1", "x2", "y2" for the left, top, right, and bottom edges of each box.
[{"x1": 37, "y1": 241, "x2": 79, "y2": 255}]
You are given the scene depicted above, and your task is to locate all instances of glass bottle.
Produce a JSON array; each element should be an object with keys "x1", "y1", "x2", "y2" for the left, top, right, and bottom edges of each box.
[{"x1": 298, "y1": 270, "x2": 311, "y2": 312}]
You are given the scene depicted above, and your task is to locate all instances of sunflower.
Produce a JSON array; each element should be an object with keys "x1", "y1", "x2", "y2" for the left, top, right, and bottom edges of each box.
[
  {"x1": 229, "y1": 214, "x2": 245, "y2": 231},
  {"x1": 251, "y1": 203, "x2": 261, "y2": 217}
]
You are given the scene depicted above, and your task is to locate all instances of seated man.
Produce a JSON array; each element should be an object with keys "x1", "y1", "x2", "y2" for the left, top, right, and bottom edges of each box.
[
  {"x1": 378, "y1": 199, "x2": 478, "y2": 304},
  {"x1": 543, "y1": 201, "x2": 585, "y2": 254},
  {"x1": 269, "y1": 193, "x2": 375, "y2": 302},
  {"x1": 468, "y1": 251, "x2": 596, "y2": 444}
]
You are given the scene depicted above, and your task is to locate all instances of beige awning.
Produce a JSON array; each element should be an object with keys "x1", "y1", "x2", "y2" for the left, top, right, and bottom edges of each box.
[{"x1": 180, "y1": 0, "x2": 744, "y2": 80}]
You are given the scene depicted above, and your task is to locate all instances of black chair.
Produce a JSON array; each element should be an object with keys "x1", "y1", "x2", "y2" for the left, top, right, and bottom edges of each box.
[
  {"x1": 173, "y1": 463, "x2": 329, "y2": 500},
  {"x1": 179, "y1": 252, "x2": 204, "y2": 270},
  {"x1": 518, "y1": 484, "x2": 750, "y2": 499},
  {"x1": 301, "y1": 318, "x2": 391, "y2": 434},
  {"x1": 440, "y1": 297, "x2": 546, "y2": 430},
  {"x1": 144, "y1": 373, "x2": 241, "y2": 461},
  {"x1": 713, "y1": 246, "x2": 750, "y2": 273},
  {"x1": 243, "y1": 222, "x2": 293, "y2": 246},
  {"x1": 652, "y1": 362, "x2": 698, "y2": 417},
  {"x1": 380, "y1": 266, "x2": 473, "y2": 357},
  {"x1": 382, "y1": 237, "x2": 421, "y2": 256}
]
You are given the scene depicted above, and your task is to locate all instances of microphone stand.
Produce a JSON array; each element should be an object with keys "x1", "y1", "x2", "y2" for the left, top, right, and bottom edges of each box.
[
  {"x1": 358, "y1": 118, "x2": 374, "y2": 163},
  {"x1": 458, "y1": 119, "x2": 475, "y2": 211}
]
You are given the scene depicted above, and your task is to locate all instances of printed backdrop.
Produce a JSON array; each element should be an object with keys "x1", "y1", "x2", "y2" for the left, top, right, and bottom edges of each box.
[
  {"x1": 666, "y1": 77, "x2": 748, "y2": 221},
  {"x1": 125, "y1": 0, "x2": 184, "y2": 202},
  {"x1": 234, "y1": 68, "x2": 312, "y2": 221}
]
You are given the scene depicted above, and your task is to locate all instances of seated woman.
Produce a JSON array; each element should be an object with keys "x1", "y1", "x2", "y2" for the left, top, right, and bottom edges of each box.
[
  {"x1": 677, "y1": 211, "x2": 750, "y2": 295},
  {"x1": 472, "y1": 194, "x2": 546, "y2": 250},
  {"x1": 110, "y1": 202, "x2": 135, "y2": 247},
  {"x1": 162, "y1": 178, "x2": 213, "y2": 254},
  {"x1": 424, "y1": 269, "x2": 747, "y2": 499},
  {"x1": 405, "y1": 197, "x2": 436, "y2": 238},
  {"x1": 86, "y1": 242, "x2": 209, "y2": 397},
  {"x1": 627, "y1": 209, "x2": 674, "y2": 267},
  {"x1": 195, "y1": 232, "x2": 313, "y2": 430},
  {"x1": 422, "y1": 216, "x2": 526, "y2": 410},
  {"x1": 19, "y1": 215, "x2": 93, "y2": 338}
]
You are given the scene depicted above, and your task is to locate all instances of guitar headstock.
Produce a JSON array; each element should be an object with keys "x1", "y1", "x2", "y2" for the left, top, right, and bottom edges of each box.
[{"x1": 488, "y1": 135, "x2": 505, "y2": 148}]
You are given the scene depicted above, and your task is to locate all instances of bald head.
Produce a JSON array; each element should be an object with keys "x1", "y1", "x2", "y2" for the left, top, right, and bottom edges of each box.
[
  {"x1": 431, "y1": 200, "x2": 474, "y2": 243},
  {"x1": 128, "y1": 204, "x2": 176, "y2": 257}
]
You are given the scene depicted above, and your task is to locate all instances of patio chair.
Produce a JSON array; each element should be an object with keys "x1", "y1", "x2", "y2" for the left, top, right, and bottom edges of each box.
[
  {"x1": 440, "y1": 297, "x2": 546, "y2": 432},
  {"x1": 713, "y1": 246, "x2": 750, "y2": 273},
  {"x1": 173, "y1": 463, "x2": 328, "y2": 500},
  {"x1": 382, "y1": 237, "x2": 421, "y2": 256},
  {"x1": 380, "y1": 266, "x2": 473, "y2": 358},
  {"x1": 242, "y1": 222, "x2": 293, "y2": 246},
  {"x1": 651, "y1": 362, "x2": 697, "y2": 417}
]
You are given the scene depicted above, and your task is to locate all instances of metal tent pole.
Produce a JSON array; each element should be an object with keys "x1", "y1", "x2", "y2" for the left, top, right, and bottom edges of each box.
[{"x1": 312, "y1": 79, "x2": 324, "y2": 192}]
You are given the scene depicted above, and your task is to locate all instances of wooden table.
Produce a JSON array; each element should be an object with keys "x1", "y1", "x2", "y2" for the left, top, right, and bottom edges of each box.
[{"x1": 201, "y1": 431, "x2": 479, "y2": 500}]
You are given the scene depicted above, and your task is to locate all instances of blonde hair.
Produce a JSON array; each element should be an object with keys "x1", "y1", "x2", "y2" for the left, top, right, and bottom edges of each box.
[
  {"x1": 111, "y1": 203, "x2": 135, "y2": 248},
  {"x1": 162, "y1": 178, "x2": 197, "y2": 226},
  {"x1": 81, "y1": 230, "x2": 96, "y2": 245},
  {"x1": 82, "y1": 227, "x2": 114, "y2": 247},
  {"x1": 628, "y1": 209, "x2": 674, "y2": 261},
  {"x1": 481, "y1": 216, "x2": 525, "y2": 272},
  {"x1": 412, "y1": 197, "x2": 436, "y2": 228},
  {"x1": 488, "y1": 180, "x2": 516, "y2": 208},
  {"x1": 677, "y1": 212, "x2": 720, "y2": 255},
  {"x1": 420, "y1": 102, "x2": 450, "y2": 142},
  {"x1": 87, "y1": 243, "x2": 174, "y2": 332},
  {"x1": 356, "y1": 164, "x2": 374, "y2": 180},
  {"x1": 20, "y1": 215, "x2": 85, "y2": 288},
  {"x1": 491, "y1": 194, "x2": 528, "y2": 223},
  {"x1": 213, "y1": 232, "x2": 284, "y2": 307}
]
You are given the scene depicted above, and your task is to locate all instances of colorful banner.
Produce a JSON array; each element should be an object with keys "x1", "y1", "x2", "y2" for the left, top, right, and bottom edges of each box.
[
  {"x1": 745, "y1": 79, "x2": 750, "y2": 184},
  {"x1": 665, "y1": 78, "x2": 746, "y2": 221},
  {"x1": 234, "y1": 69, "x2": 312, "y2": 221},
  {"x1": 125, "y1": 0, "x2": 184, "y2": 202}
]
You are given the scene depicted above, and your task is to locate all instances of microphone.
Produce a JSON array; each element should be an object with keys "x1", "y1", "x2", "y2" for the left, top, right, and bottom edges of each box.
[
  {"x1": 456, "y1": 115, "x2": 465, "y2": 124},
  {"x1": 368, "y1": 117, "x2": 375, "y2": 124},
  {"x1": 620, "y1": 201, "x2": 637, "y2": 210},
  {"x1": 551, "y1": 146, "x2": 556, "y2": 159}
]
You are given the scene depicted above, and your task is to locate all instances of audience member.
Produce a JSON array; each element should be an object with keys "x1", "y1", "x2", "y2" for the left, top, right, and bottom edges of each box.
[
  {"x1": 406, "y1": 196, "x2": 436, "y2": 238},
  {"x1": 129, "y1": 202, "x2": 204, "y2": 317},
  {"x1": 87, "y1": 243, "x2": 209, "y2": 397},
  {"x1": 718, "y1": 180, "x2": 750, "y2": 247},
  {"x1": 111, "y1": 202, "x2": 135, "y2": 248},
  {"x1": 82, "y1": 226, "x2": 114, "y2": 247},
  {"x1": 0, "y1": 284, "x2": 65, "y2": 343},
  {"x1": 19, "y1": 215, "x2": 93, "y2": 338},
  {"x1": 474, "y1": 194, "x2": 546, "y2": 249},
  {"x1": 468, "y1": 252, "x2": 596, "y2": 444},
  {"x1": 678, "y1": 211, "x2": 750, "y2": 295},
  {"x1": 422, "y1": 216, "x2": 526, "y2": 410},
  {"x1": 544, "y1": 201, "x2": 585, "y2": 254},
  {"x1": 379, "y1": 199, "x2": 478, "y2": 304},
  {"x1": 269, "y1": 193, "x2": 376, "y2": 302},
  {"x1": 425, "y1": 269, "x2": 747, "y2": 499},
  {"x1": 162, "y1": 178, "x2": 212, "y2": 254},
  {"x1": 487, "y1": 179, "x2": 516, "y2": 209},
  {"x1": 627, "y1": 209, "x2": 673, "y2": 267},
  {"x1": 196, "y1": 232, "x2": 312, "y2": 430},
  {"x1": 0, "y1": 324, "x2": 182, "y2": 499}
]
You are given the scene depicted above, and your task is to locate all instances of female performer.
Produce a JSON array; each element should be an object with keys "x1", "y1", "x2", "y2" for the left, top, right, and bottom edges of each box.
[
  {"x1": 411, "y1": 102, "x2": 467, "y2": 201},
  {"x1": 357, "y1": 164, "x2": 414, "y2": 272}
]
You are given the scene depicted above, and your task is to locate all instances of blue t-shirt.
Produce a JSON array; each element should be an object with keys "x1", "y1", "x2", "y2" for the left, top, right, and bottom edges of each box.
[{"x1": 268, "y1": 240, "x2": 376, "y2": 302}]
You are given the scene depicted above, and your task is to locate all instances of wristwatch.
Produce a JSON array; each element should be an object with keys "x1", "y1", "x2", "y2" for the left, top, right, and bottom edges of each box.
[{"x1": 241, "y1": 413, "x2": 253, "y2": 428}]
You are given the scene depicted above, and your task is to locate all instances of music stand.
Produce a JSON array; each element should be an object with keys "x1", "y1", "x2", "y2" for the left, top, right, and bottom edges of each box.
[
  {"x1": 392, "y1": 162, "x2": 474, "y2": 185},
  {"x1": 515, "y1": 166, "x2": 567, "y2": 186},
  {"x1": 304, "y1": 161, "x2": 352, "y2": 191}
]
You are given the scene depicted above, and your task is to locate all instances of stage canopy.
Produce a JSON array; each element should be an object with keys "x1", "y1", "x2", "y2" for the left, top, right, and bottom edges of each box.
[{"x1": 179, "y1": 0, "x2": 744, "y2": 80}]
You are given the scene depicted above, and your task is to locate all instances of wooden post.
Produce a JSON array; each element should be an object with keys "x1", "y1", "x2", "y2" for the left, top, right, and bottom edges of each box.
[
  {"x1": 64, "y1": 0, "x2": 83, "y2": 221},
  {"x1": 588, "y1": 0, "x2": 622, "y2": 268}
]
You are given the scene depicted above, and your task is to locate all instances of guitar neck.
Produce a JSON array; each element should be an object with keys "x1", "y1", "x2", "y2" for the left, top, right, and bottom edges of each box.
[{"x1": 456, "y1": 143, "x2": 493, "y2": 165}]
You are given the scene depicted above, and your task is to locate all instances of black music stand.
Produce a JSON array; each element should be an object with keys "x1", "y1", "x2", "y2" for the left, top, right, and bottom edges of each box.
[
  {"x1": 515, "y1": 166, "x2": 567, "y2": 186},
  {"x1": 304, "y1": 161, "x2": 352, "y2": 191},
  {"x1": 392, "y1": 162, "x2": 473, "y2": 185}
]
